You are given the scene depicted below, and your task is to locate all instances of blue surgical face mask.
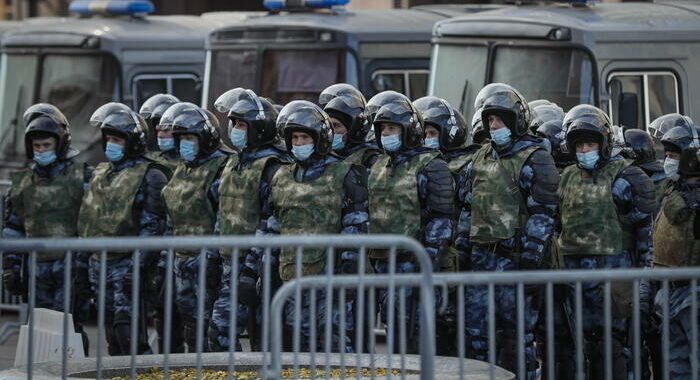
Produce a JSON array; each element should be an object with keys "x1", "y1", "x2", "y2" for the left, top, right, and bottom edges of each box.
[
  {"x1": 33, "y1": 150, "x2": 57, "y2": 167},
  {"x1": 157, "y1": 137, "x2": 175, "y2": 152},
  {"x1": 230, "y1": 128, "x2": 247, "y2": 149},
  {"x1": 179, "y1": 139, "x2": 198, "y2": 162},
  {"x1": 381, "y1": 134, "x2": 401, "y2": 152},
  {"x1": 576, "y1": 150, "x2": 600, "y2": 170},
  {"x1": 105, "y1": 142, "x2": 125, "y2": 162},
  {"x1": 332, "y1": 133, "x2": 346, "y2": 151},
  {"x1": 490, "y1": 127, "x2": 511, "y2": 146},
  {"x1": 291, "y1": 143, "x2": 315, "y2": 161},
  {"x1": 664, "y1": 157, "x2": 680, "y2": 181},
  {"x1": 425, "y1": 137, "x2": 440, "y2": 150}
]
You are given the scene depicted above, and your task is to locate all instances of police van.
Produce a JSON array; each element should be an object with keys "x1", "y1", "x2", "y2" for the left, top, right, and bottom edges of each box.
[
  {"x1": 203, "y1": 0, "x2": 501, "y2": 119},
  {"x1": 0, "y1": 0, "x2": 255, "y2": 180},
  {"x1": 428, "y1": 0, "x2": 700, "y2": 131}
]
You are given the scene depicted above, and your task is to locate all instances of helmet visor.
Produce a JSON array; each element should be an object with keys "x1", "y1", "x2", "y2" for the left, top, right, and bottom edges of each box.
[{"x1": 23, "y1": 103, "x2": 69, "y2": 127}]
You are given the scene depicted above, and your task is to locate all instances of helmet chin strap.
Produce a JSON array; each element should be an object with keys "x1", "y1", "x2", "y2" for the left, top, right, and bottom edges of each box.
[
  {"x1": 439, "y1": 98, "x2": 456, "y2": 126},
  {"x1": 245, "y1": 89, "x2": 266, "y2": 121}
]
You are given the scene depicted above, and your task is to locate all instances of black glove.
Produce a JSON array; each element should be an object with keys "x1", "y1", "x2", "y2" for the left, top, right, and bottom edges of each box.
[
  {"x1": 2, "y1": 269, "x2": 22, "y2": 296},
  {"x1": 237, "y1": 275, "x2": 259, "y2": 307},
  {"x1": 340, "y1": 259, "x2": 358, "y2": 275},
  {"x1": 73, "y1": 267, "x2": 92, "y2": 299}
]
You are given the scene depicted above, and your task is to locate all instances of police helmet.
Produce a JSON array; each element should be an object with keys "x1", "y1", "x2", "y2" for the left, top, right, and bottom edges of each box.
[
  {"x1": 366, "y1": 91, "x2": 406, "y2": 126},
  {"x1": 23, "y1": 103, "x2": 74, "y2": 160},
  {"x1": 320, "y1": 84, "x2": 369, "y2": 145},
  {"x1": 660, "y1": 117, "x2": 700, "y2": 177},
  {"x1": 163, "y1": 102, "x2": 221, "y2": 156},
  {"x1": 471, "y1": 108, "x2": 490, "y2": 145},
  {"x1": 413, "y1": 96, "x2": 468, "y2": 150},
  {"x1": 216, "y1": 88, "x2": 279, "y2": 148},
  {"x1": 90, "y1": 102, "x2": 147, "y2": 157},
  {"x1": 372, "y1": 95, "x2": 424, "y2": 150},
  {"x1": 529, "y1": 103, "x2": 565, "y2": 134},
  {"x1": 277, "y1": 100, "x2": 333, "y2": 155},
  {"x1": 474, "y1": 83, "x2": 531, "y2": 137},
  {"x1": 139, "y1": 94, "x2": 180, "y2": 151},
  {"x1": 563, "y1": 104, "x2": 614, "y2": 161},
  {"x1": 649, "y1": 113, "x2": 694, "y2": 141},
  {"x1": 536, "y1": 119, "x2": 572, "y2": 168},
  {"x1": 528, "y1": 99, "x2": 554, "y2": 110},
  {"x1": 624, "y1": 129, "x2": 657, "y2": 164}
]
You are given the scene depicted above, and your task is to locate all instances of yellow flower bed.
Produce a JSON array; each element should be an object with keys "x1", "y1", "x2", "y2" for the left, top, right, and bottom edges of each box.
[{"x1": 114, "y1": 366, "x2": 416, "y2": 380}]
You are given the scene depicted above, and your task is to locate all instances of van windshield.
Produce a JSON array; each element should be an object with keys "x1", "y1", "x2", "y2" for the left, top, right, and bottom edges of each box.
[
  {"x1": 0, "y1": 53, "x2": 119, "y2": 167},
  {"x1": 492, "y1": 46, "x2": 595, "y2": 111}
]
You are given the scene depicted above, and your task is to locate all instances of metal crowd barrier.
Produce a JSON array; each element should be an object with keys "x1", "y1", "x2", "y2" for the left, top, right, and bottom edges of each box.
[{"x1": 0, "y1": 235, "x2": 435, "y2": 380}]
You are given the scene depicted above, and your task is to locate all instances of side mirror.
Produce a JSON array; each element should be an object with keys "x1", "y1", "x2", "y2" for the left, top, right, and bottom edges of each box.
[{"x1": 618, "y1": 92, "x2": 638, "y2": 129}]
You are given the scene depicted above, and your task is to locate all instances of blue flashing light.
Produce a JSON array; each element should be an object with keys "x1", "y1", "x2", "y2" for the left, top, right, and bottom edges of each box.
[
  {"x1": 69, "y1": 0, "x2": 155, "y2": 16},
  {"x1": 264, "y1": 0, "x2": 350, "y2": 11}
]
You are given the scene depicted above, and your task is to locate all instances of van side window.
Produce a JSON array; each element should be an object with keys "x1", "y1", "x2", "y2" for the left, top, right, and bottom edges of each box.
[
  {"x1": 608, "y1": 72, "x2": 679, "y2": 129},
  {"x1": 133, "y1": 74, "x2": 199, "y2": 110},
  {"x1": 372, "y1": 70, "x2": 429, "y2": 100}
]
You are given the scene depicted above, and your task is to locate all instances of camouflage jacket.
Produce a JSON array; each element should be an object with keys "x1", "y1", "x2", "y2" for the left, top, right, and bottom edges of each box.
[
  {"x1": 268, "y1": 154, "x2": 368, "y2": 276},
  {"x1": 212, "y1": 147, "x2": 292, "y2": 275},
  {"x1": 3, "y1": 159, "x2": 93, "y2": 265},
  {"x1": 462, "y1": 136, "x2": 559, "y2": 268},
  {"x1": 379, "y1": 147, "x2": 455, "y2": 261}
]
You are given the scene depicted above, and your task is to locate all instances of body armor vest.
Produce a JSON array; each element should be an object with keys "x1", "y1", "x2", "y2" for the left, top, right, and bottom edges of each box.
[
  {"x1": 78, "y1": 161, "x2": 153, "y2": 254},
  {"x1": 447, "y1": 154, "x2": 473, "y2": 176},
  {"x1": 469, "y1": 145, "x2": 539, "y2": 245},
  {"x1": 219, "y1": 155, "x2": 284, "y2": 238},
  {"x1": 148, "y1": 151, "x2": 179, "y2": 176},
  {"x1": 653, "y1": 187, "x2": 700, "y2": 267},
  {"x1": 345, "y1": 146, "x2": 380, "y2": 168},
  {"x1": 10, "y1": 163, "x2": 85, "y2": 261},
  {"x1": 272, "y1": 161, "x2": 351, "y2": 280},
  {"x1": 162, "y1": 156, "x2": 228, "y2": 254},
  {"x1": 558, "y1": 159, "x2": 635, "y2": 256},
  {"x1": 368, "y1": 152, "x2": 439, "y2": 238}
]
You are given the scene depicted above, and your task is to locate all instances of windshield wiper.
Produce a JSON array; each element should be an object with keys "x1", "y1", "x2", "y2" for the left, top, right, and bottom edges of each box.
[{"x1": 0, "y1": 84, "x2": 24, "y2": 162}]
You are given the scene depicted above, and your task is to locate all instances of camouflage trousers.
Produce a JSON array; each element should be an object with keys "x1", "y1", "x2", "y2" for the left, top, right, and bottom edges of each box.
[
  {"x1": 89, "y1": 256, "x2": 151, "y2": 355},
  {"x1": 282, "y1": 287, "x2": 354, "y2": 353},
  {"x1": 174, "y1": 253, "x2": 220, "y2": 352},
  {"x1": 465, "y1": 246, "x2": 539, "y2": 380},
  {"x1": 208, "y1": 258, "x2": 250, "y2": 352},
  {"x1": 654, "y1": 284, "x2": 700, "y2": 380},
  {"x1": 563, "y1": 252, "x2": 633, "y2": 380}
]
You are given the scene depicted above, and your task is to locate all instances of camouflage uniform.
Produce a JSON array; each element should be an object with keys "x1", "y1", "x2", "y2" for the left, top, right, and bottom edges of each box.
[
  {"x1": 271, "y1": 154, "x2": 368, "y2": 352},
  {"x1": 3, "y1": 159, "x2": 92, "y2": 353},
  {"x1": 463, "y1": 136, "x2": 559, "y2": 379},
  {"x1": 79, "y1": 157, "x2": 169, "y2": 355},
  {"x1": 148, "y1": 149, "x2": 181, "y2": 174},
  {"x1": 653, "y1": 181, "x2": 700, "y2": 379},
  {"x1": 162, "y1": 150, "x2": 228, "y2": 352},
  {"x1": 368, "y1": 147, "x2": 455, "y2": 354},
  {"x1": 334, "y1": 141, "x2": 382, "y2": 169},
  {"x1": 559, "y1": 156, "x2": 655, "y2": 379},
  {"x1": 209, "y1": 146, "x2": 291, "y2": 352}
]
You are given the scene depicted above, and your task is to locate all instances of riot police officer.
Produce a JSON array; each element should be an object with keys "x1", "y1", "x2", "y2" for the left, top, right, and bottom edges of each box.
[
  {"x1": 625, "y1": 128, "x2": 668, "y2": 213},
  {"x1": 463, "y1": 83, "x2": 559, "y2": 379},
  {"x1": 367, "y1": 92, "x2": 455, "y2": 354},
  {"x1": 529, "y1": 101, "x2": 565, "y2": 136},
  {"x1": 79, "y1": 102, "x2": 169, "y2": 355},
  {"x1": 319, "y1": 83, "x2": 381, "y2": 168},
  {"x1": 653, "y1": 118, "x2": 700, "y2": 379},
  {"x1": 558, "y1": 104, "x2": 655, "y2": 379},
  {"x1": 413, "y1": 95, "x2": 474, "y2": 355},
  {"x1": 2, "y1": 104, "x2": 92, "y2": 353},
  {"x1": 208, "y1": 88, "x2": 292, "y2": 352},
  {"x1": 270, "y1": 100, "x2": 368, "y2": 352},
  {"x1": 139, "y1": 94, "x2": 181, "y2": 172},
  {"x1": 159, "y1": 102, "x2": 227, "y2": 353}
]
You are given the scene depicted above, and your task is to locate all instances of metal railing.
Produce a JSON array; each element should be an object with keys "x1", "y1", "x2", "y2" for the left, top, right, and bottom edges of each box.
[{"x1": 0, "y1": 234, "x2": 434, "y2": 380}]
